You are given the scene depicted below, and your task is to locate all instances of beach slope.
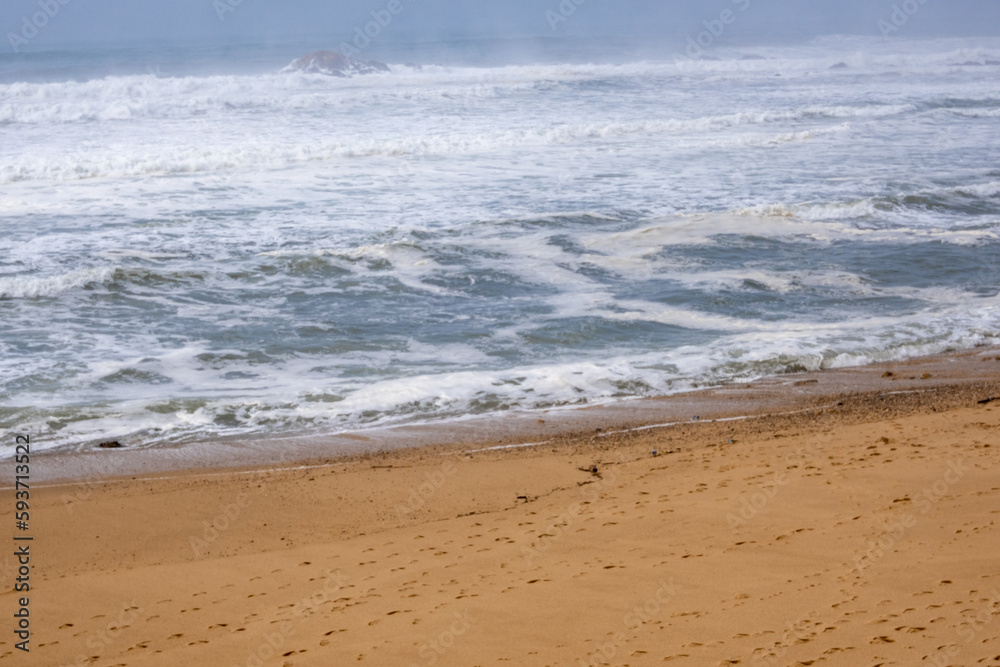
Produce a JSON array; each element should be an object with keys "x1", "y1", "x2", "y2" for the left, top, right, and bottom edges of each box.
[{"x1": 4, "y1": 371, "x2": 1000, "y2": 666}]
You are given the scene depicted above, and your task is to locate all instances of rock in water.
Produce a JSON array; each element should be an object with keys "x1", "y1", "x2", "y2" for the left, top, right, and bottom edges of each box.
[{"x1": 282, "y1": 50, "x2": 389, "y2": 77}]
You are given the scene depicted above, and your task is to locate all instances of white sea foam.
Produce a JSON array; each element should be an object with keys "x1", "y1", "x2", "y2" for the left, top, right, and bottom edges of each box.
[
  {"x1": 0, "y1": 267, "x2": 114, "y2": 299},
  {"x1": 948, "y1": 108, "x2": 1000, "y2": 118},
  {"x1": 5, "y1": 302, "x2": 999, "y2": 456},
  {"x1": 0, "y1": 68, "x2": 909, "y2": 125},
  {"x1": 954, "y1": 181, "x2": 1000, "y2": 198},
  {"x1": 0, "y1": 104, "x2": 911, "y2": 185}
]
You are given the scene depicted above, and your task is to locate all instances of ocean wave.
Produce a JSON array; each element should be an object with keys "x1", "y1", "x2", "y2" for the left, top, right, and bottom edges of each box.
[
  {"x1": 921, "y1": 97, "x2": 1000, "y2": 116},
  {"x1": 0, "y1": 38, "x2": 997, "y2": 125},
  {"x1": 954, "y1": 181, "x2": 1000, "y2": 198},
  {"x1": 0, "y1": 264, "x2": 228, "y2": 299},
  {"x1": 0, "y1": 72, "x2": 554, "y2": 125},
  {"x1": 0, "y1": 55, "x2": 919, "y2": 126},
  {"x1": 5, "y1": 304, "x2": 998, "y2": 456},
  {"x1": 737, "y1": 180, "x2": 1000, "y2": 226},
  {"x1": 0, "y1": 267, "x2": 114, "y2": 299},
  {"x1": 0, "y1": 66, "x2": 591, "y2": 124},
  {"x1": 667, "y1": 269, "x2": 872, "y2": 295},
  {"x1": 0, "y1": 103, "x2": 912, "y2": 184},
  {"x1": 702, "y1": 124, "x2": 851, "y2": 149},
  {"x1": 948, "y1": 108, "x2": 1000, "y2": 118},
  {"x1": 260, "y1": 243, "x2": 457, "y2": 295}
]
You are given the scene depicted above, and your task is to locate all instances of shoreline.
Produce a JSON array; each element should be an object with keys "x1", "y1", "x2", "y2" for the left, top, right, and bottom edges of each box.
[
  {"x1": 6, "y1": 344, "x2": 999, "y2": 665},
  {"x1": 20, "y1": 345, "x2": 1000, "y2": 485}
]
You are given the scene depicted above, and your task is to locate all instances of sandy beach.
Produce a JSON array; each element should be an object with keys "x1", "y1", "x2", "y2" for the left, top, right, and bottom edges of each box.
[
  {"x1": 5, "y1": 16, "x2": 1000, "y2": 667},
  {"x1": 4, "y1": 349, "x2": 1000, "y2": 666}
]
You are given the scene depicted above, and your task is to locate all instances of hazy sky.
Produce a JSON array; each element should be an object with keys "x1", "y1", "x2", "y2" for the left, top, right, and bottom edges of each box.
[{"x1": 4, "y1": 0, "x2": 1000, "y2": 52}]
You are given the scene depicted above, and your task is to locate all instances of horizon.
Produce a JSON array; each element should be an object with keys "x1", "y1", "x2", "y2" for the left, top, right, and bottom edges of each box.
[{"x1": 4, "y1": 0, "x2": 1000, "y2": 57}]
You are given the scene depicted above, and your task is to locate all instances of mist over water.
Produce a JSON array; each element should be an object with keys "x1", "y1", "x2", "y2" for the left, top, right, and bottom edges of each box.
[{"x1": 1, "y1": 34, "x2": 999, "y2": 454}]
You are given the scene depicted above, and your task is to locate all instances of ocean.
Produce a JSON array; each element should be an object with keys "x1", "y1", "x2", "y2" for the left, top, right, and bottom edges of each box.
[{"x1": 1, "y1": 36, "x2": 998, "y2": 456}]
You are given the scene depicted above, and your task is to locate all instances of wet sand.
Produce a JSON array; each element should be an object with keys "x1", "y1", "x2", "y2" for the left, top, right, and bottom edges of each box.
[
  {"x1": 27, "y1": 345, "x2": 1000, "y2": 484},
  {"x1": 3, "y1": 348, "x2": 1000, "y2": 665}
]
